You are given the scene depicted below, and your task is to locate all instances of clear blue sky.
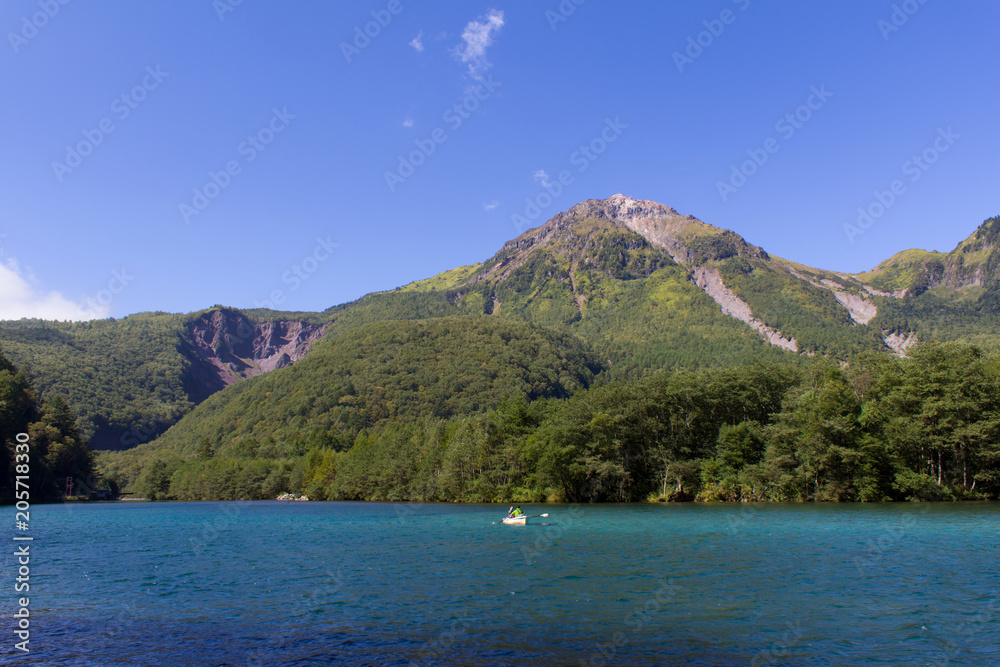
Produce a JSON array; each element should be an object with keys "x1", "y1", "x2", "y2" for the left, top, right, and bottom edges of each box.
[{"x1": 2, "y1": 0, "x2": 997, "y2": 319}]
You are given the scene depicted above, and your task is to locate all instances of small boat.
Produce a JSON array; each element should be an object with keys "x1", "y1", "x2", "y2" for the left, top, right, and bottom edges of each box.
[{"x1": 501, "y1": 512, "x2": 546, "y2": 525}]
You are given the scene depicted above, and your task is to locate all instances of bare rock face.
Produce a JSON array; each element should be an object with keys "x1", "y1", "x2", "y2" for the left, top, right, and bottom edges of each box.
[
  {"x1": 832, "y1": 291, "x2": 878, "y2": 325},
  {"x1": 786, "y1": 268, "x2": 879, "y2": 325},
  {"x1": 936, "y1": 219, "x2": 1000, "y2": 289},
  {"x1": 883, "y1": 331, "x2": 918, "y2": 356},
  {"x1": 692, "y1": 267, "x2": 798, "y2": 352},
  {"x1": 864, "y1": 286, "x2": 907, "y2": 299},
  {"x1": 182, "y1": 309, "x2": 327, "y2": 402}
]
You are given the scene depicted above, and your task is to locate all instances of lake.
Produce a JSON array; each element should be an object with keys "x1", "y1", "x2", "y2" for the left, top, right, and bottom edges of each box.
[{"x1": 4, "y1": 502, "x2": 998, "y2": 665}]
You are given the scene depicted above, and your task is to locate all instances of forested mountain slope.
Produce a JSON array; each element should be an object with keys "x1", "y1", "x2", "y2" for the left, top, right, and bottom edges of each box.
[
  {"x1": 4, "y1": 196, "x2": 999, "y2": 468},
  {"x1": 0, "y1": 308, "x2": 327, "y2": 450},
  {"x1": 102, "y1": 344, "x2": 1000, "y2": 504},
  {"x1": 98, "y1": 317, "x2": 604, "y2": 490}
]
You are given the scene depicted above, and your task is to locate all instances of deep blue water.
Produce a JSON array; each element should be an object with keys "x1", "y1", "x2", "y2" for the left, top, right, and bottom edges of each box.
[{"x1": 3, "y1": 502, "x2": 999, "y2": 666}]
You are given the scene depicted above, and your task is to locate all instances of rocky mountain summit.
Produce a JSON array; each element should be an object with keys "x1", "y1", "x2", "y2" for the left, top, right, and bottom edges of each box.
[
  {"x1": 450, "y1": 195, "x2": 960, "y2": 355},
  {"x1": 502, "y1": 194, "x2": 767, "y2": 267},
  {"x1": 561, "y1": 194, "x2": 769, "y2": 265}
]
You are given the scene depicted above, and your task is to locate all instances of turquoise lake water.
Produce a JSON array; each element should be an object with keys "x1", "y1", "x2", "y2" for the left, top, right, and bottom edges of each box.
[{"x1": 3, "y1": 502, "x2": 999, "y2": 666}]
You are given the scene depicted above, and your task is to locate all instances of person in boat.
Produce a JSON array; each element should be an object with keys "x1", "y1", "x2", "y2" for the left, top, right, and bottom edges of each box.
[{"x1": 511, "y1": 506, "x2": 524, "y2": 518}]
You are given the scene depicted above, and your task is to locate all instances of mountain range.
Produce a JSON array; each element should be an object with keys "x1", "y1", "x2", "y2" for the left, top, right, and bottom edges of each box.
[{"x1": 1, "y1": 195, "x2": 998, "y2": 460}]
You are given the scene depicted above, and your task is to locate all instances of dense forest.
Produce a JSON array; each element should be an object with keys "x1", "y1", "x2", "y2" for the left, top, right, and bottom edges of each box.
[
  {"x1": 0, "y1": 350, "x2": 97, "y2": 503},
  {"x1": 100, "y1": 341, "x2": 1000, "y2": 503},
  {"x1": 0, "y1": 314, "x2": 204, "y2": 449},
  {"x1": 125, "y1": 316, "x2": 603, "y2": 454}
]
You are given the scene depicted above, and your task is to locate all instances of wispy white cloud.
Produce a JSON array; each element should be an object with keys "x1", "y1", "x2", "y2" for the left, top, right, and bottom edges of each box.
[
  {"x1": 533, "y1": 169, "x2": 552, "y2": 187},
  {"x1": 0, "y1": 258, "x2": 106, "y2": 321},
  {"x1": 409, "y1": 32, "x2": 424, "y2": 52},
  {"x1": 454, "y1": 9, "x2": 504, "y2": 79},
  {"x1": 483, "y1": 200, "x2": 500, "y2": 211},
  {"x1": 402, "y1": 118, "x2": 414, "y2": 127}
]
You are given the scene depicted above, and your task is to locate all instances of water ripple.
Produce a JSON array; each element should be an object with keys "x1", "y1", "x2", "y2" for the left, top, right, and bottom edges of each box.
[{"x1": 8, "y1": 501, "x2": 998, "y2": 666}]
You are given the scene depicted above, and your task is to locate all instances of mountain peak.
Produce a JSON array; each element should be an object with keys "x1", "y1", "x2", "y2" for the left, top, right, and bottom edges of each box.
[
  {"x1": 564, "y1": 194, "x2": 681, "y2": 222},
  {"x1": 542, "y1": 195, "x2": 763, "y2": 265}
]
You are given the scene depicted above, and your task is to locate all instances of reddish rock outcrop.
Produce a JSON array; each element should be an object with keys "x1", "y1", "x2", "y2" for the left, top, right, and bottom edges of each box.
[{"x1": 181, "y1": 309, "x2": 327, "y2": 402}]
